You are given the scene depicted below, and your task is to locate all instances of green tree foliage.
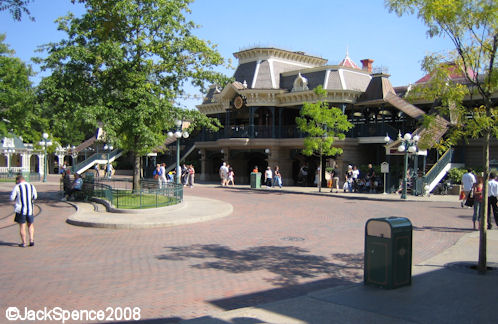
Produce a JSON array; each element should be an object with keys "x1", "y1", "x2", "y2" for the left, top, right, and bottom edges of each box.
[
  {"x1": 296, "y1": 86, "x2": 353, "y2": 192},
  {"x1": 386, "y1": 0, "x2": 497, "y2": 273},
  {"x1": 0, "y1": 0, "x2": 34, "y2": 21},
  {"x1": 37, "y1": 0, "x2": 228, "y2": 188},
  {"x1": 0, "y1": 34, "x2": 43, "y2": 142}
]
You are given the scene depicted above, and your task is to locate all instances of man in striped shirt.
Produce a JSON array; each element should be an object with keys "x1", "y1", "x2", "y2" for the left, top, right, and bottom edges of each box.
[{"x1": 10, "y1": 175, "x2": 37, "y2": 247}]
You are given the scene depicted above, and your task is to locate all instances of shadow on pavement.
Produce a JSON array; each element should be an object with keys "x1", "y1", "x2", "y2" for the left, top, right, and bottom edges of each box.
[
  {"x1": 221, "y1": 187, "x2": 429, "y2": 203},
  {"x1": 157, "y1": 244, "x2": 363, "y2": 310},
  {"x1": 184, "y1": 262, "x2": 498, "y2": 324},
  {"x1": 413, "y1": 225, "x2": 474, "y2": 233},
  {"x1": 0, "y1": 240, "x2": 19, "y2": 247}
]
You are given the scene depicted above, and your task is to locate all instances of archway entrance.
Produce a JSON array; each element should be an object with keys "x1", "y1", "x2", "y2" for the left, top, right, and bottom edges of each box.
[{"x1": 30, "y1": 155, "x2": 40, "y2": 173}]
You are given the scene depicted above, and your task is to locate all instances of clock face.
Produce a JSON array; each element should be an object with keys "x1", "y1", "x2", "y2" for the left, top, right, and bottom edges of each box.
[{"x1": 234, "y1": 96, "x2": 244, "y2": 109}]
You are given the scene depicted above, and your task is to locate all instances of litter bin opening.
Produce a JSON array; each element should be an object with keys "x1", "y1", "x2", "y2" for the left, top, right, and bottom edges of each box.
[{"x1": 366, "y1": 221, "x2": 391, "y2": 238}]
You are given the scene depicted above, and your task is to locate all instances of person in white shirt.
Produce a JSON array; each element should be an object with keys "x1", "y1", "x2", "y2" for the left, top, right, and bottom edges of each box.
[
  {"x1": 487, "y1": 172, "x2": 498, "y2": 229},
  {"x1": 160, "y1": 163, "x2": 167, "y2": 187},
  {"x1": 219, "y1": 162, "x2": 229, "y2": 187},
  {"x1": 264, "y1": 167, "x2": 273, "y2": 187},
  {"x1": 10, "y1": 175, "x2": 37, "y2": 247},
  {"x1": 461, "y1": 169, "x2": 476, "y2": 207}
]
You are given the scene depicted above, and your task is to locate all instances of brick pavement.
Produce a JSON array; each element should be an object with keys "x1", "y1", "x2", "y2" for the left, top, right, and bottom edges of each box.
[{"x1": 0, "y1": 180, "x2": 474, "y2": 322}]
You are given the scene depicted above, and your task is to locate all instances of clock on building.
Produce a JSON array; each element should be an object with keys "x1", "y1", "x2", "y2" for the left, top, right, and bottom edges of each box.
[{"x1": 233, "y1": 95, "x2": 245, "y2": 109}]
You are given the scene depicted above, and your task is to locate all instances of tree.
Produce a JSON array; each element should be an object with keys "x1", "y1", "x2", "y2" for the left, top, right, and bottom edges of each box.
[
  {"x1": 0, "y1": 33, "x2": 43, "y2": 143},
  {"x1": 296, "y1": 86, "x2": 353, "y2": 192},
  {"x1": 0, "y1": 0, "x2": 35, "y2": 21},
  {"x1": 386, "y1": 0, "x2": 498, "y2": 273},
  {"x1": 37, "y1": 0, "x2": 228, "y2": 189}
]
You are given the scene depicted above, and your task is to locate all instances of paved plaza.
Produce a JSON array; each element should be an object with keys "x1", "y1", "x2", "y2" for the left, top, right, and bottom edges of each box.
[{"x1": 0, "y1": 176, "x2": 496, "y2": 323}]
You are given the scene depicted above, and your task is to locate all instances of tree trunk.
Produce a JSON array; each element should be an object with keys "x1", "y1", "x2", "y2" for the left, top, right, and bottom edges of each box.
[
  {"x1": 478, "y1": 131, "x2": 490, "y2": 274},
  {"x1": 318, "y1": 148, "x2": 322, "y2": 192},
  {"x1": 133, "y1": 152, "x2": 141, "y2": 192}
]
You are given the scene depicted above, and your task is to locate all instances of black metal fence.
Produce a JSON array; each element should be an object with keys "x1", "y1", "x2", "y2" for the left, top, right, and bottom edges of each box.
[{"x1": 61, "y1": 177, "x2": 183, "y2": 209}]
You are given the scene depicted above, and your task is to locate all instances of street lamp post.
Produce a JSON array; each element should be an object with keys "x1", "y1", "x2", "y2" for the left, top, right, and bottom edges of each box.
[
  {"x1": 39, "y1": 133, "x2": 53, "y2": 182},
  {"x1": 397, "y1": 133, "x2": 420, "y2": 199},
  {"x1": 103, "y1": 144, "x2": 113, "y2": 179},
  {"x1": 71, "y1": 145, "x2": 78, "y2": 170},
  {"x1": 167, "y1": 120, "x2": 189, "y2": 184}
]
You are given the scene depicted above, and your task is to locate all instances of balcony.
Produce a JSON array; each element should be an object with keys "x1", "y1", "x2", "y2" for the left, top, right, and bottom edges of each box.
[{"x1": 196, "y1": 122, "x2": 411, "y2": 142}]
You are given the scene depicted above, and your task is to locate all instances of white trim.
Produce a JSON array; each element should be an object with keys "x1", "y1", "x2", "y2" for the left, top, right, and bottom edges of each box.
[
  {"x1": 323, "y1": 69, "x2": 330, "y2": 89},
  {"x1": 252, "y1": 60, "x2": 261, "y2": 89},
  {"x1": 339, "y1": 69, "x2": 346, "y2": 90},
  {"x1": 357, "y1": 136, "x2": 388, "y2": 144},
  {"x1": 342, "y1": 68, "x2": 373, "y2": 79},
  {"x1": 268, "y1": 59, "x2": 277, "y2": 88},
  {"x1": 269, "y1": 57, "x2": 316, "y2": 69}
]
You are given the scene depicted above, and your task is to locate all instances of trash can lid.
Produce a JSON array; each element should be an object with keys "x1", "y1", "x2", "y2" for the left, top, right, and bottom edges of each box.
[{"x1": 366, "y1": 217, "x2": 412, "y2": 238}]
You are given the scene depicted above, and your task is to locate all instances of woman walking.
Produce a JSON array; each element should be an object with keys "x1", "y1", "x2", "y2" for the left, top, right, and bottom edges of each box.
[
  {"x1": 188, "y1": 164, "x2": 195, "y2": 188},
  {"x1": 472, "y1": 176, "x2": 484, "y2": 230},
  {"x1": 273, "y1": 166, "x2": 282, "y2": 188}
]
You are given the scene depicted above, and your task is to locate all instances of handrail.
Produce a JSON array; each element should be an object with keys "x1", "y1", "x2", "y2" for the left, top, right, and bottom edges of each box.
[
  {"x1": 424, "y1": 148, "x2": 454, "y2": 185},
  {"x1": 164, "y1": 143, "x2": 196, "y2": 173},
  {"x1": 74, "y1": 149, "x2": 122, "y2": 174}
]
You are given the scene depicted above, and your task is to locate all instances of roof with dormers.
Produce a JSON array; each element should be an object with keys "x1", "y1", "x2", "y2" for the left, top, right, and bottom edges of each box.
[{"x1": 198, "y1": 47, "x2": 375, "y2": 112}]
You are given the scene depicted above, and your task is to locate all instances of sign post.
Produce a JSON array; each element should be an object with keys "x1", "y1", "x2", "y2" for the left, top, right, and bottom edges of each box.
[{"x1": 381, "y1": 162, "x2": 389, "y2": 194}]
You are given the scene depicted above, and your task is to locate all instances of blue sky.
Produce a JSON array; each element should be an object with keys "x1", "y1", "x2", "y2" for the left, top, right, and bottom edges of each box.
[{"x1": 0, "y1": 0, "x2": 455, "y2": 109}]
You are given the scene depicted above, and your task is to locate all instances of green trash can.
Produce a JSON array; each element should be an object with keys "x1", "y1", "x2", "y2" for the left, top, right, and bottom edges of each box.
[
  {"x1": 250, "y1": 172, "x2": 261, "y2": 189},
  {"x1": 364, "y1": 217, "x2": 412, "y2": 289}
]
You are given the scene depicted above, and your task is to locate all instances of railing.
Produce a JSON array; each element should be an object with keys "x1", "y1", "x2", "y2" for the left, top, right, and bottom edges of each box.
[
  {"x1": 423, "y1": 148, "x2": 454, "y2": 189},
  {"x1": 61, "y1": 177, "x2": 183, "y2": 209},
  {"x1": 73, "y1": 149, "x2": 122, "y2": 174},
  {"x1": 164, "y1": 143, "x2": 197, "y2": 174},
  {"x1": 198, "y1": 122, "x2": 408, "y2": 141},
  {"x1": 0, "y1": 167, "x2": 24, "y2": 174},
  {"x1": 0, "y1": 172, "x2": 40, "y2": 182}
]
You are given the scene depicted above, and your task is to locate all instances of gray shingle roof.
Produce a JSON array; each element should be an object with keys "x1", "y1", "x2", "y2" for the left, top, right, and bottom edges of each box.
[
  {"x1": 326, "y1": 71, "x2": 342, "y2": 90},
  {"x1": 202, "y1": 86, "x2": 218, "y2": 105},
  {"x1": 233, "y1": 61, "x2": 257, "y2": 86},
  {"x1": 342, "y1": 70, "x2": 371, "y2": 91},
  {"x1": 253, "y1": 60, "x2": 273, "y2": 88}
]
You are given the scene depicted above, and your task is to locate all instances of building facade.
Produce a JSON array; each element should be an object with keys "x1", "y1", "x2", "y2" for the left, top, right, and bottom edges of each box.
[{"x1": 193, "y1": 47, "x2": 496, "y2": 189}]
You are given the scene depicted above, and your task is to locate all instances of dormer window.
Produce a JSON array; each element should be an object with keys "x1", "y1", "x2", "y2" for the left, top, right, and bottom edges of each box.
[{"x1": 292, "y1": 73, "x2": 309, "y2": 92}]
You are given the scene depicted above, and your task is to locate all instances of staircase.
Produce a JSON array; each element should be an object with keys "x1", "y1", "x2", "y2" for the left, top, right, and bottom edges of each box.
[
  {"x1": 423, "y1": 148, "x2": 464, "y2": 193},
  {"x1": 73, "y1": 149, "x2": 123, "y2": 174},
  {"x1": 164, "y1": 143, "x2": 197, "y2": 173}
]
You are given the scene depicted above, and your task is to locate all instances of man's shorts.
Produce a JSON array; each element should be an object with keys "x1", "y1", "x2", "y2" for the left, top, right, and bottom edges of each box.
[{"x1": 14, "y1": 213, "x2": 34, "y2": 224}]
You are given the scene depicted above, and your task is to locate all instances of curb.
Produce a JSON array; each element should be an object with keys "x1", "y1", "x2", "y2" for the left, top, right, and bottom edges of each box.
[{"x1": 66, "y1": 196, "x2": 234, "y2": 229}]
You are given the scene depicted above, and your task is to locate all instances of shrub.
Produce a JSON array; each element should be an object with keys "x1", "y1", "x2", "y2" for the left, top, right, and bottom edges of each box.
[{"x1": 447, "y1": 168, "x2": 466, "y2": 184}]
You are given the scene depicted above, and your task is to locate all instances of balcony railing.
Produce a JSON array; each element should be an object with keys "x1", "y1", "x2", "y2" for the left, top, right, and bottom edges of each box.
[{"x1": 198, "y1": 122, "x2": 409, "y2": 141}]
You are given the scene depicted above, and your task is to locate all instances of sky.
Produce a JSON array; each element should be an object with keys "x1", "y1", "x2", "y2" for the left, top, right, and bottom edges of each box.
[{"x1": 0, "y1": 0, "x2": 456, "y2": 109}]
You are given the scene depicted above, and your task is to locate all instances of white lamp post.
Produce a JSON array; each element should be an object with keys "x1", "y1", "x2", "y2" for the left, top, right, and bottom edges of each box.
[
  {"x1": 71, "y1": 145, "x2": 78, "y2": 169},
  {"x1": 103, "y1": 143, "x2": 113, "y2": 179},
  {"x1": 397, "y1": 133, "x2": 420, "y2": 199},
  {"x1": 39, "y1": 132, "x2": 53, "y2": 182},
  {"x1": 168, "y1": 120, "x2": 189, "y2": 184}
]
